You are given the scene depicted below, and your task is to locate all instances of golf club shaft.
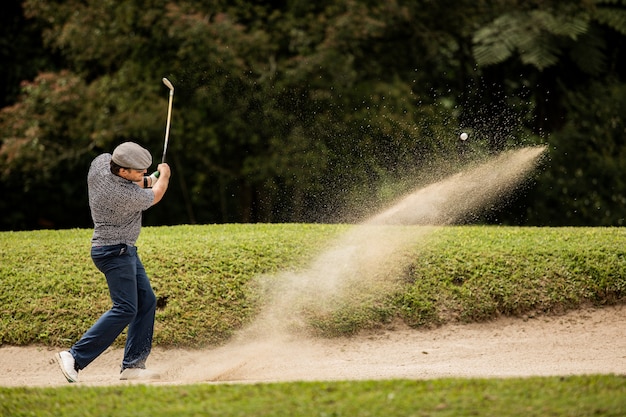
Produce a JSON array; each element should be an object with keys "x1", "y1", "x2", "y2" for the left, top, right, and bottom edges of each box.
[
  {"x1": 154, "y1": 78, "x2": 174, "y2": 178},
  {"x1": 162, "y1": 78, "x2": 174, "y2": 163}
]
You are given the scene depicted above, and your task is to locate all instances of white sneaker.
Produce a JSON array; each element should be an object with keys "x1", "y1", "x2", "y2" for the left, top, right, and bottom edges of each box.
[
  {"x1": 56, "y1": 351, "x2": 78, "y2": 383},
  {"x1": 120, "y1": 368, "x2": 160, "y2": 381}
]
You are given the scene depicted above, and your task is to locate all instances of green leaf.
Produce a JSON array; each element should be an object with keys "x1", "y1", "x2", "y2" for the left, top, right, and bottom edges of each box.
[{"x1": 594, "y1": 8, "x2": 626, "y2": 35}]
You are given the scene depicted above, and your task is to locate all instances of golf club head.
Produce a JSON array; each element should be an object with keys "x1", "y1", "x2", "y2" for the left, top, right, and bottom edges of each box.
[{"x1": 162, "y1": 77, "x2": 174, "y2": 93}]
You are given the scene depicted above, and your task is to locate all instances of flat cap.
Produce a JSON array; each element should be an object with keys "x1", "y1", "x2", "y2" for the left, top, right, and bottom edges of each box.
[{"x1": 111, "y1": 142, "x2": 152, "y2": 170}]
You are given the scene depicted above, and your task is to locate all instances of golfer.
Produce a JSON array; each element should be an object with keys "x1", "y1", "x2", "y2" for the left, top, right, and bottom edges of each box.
[{"x1": 56, "y1": 141, "x2": 171, "y2": 382}]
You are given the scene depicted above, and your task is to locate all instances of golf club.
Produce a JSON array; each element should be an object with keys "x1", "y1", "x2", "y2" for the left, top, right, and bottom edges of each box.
[
  {"x1": 153, "y1": 78, "x2": 174, "y2": 307},
  {"x1": 161, "y1": 77, "x2": 174, "y2": 163}
]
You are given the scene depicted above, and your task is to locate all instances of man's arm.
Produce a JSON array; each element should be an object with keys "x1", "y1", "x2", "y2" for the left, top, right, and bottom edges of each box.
[{"x1": 151, "y1": 163, "x2": 171, "y2": 205}]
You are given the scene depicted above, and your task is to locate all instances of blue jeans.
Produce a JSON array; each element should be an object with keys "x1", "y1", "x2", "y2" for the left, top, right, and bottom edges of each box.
[{"x1": 70, "y1": 244, "x2": 157, "y2": 371}]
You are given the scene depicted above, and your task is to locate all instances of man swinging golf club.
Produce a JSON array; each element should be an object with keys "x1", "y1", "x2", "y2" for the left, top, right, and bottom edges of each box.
[{"x1": 56, "y1": 141, "x2": 171, "y2": 382}]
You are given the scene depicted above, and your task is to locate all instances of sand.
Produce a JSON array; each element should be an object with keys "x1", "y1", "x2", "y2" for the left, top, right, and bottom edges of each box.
[{"x1": 1, "y1": 304, "x2": 624, "y2": 387}]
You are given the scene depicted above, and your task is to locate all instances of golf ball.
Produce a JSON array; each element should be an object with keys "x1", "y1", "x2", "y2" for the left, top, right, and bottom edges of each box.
[{"x1": 459, "y1": 132, "x2": 468, "y2": 141}]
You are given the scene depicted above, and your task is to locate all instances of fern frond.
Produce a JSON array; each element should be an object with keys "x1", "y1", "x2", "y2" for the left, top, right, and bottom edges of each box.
[
  {"x1": 472, "y1": 8, "x2": 597, "y2": 71},
  {"x1": 472, "y1": 14, "x2": 520, "y2": 66},
  {"x1": 535, "y1": 11, "x2": 589, "y2": 39},
  {"x1": 518, "y1": 36, "x2": 561, "y2": 70},
  {"x1": 594, "y1": 9, "x2": 626, "y2": 35}
]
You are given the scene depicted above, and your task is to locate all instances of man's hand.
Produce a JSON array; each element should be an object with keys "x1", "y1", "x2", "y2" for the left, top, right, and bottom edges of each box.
[
  {"x1": 156, "y1": 163, "x2": 171, "y2": 179},
  {"x1": 151, "y1": 163, "x2": 171, "y2": 205}
]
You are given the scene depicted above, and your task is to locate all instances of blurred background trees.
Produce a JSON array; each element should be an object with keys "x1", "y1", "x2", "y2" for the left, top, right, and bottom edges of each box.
[{"x1": 1, "y1": 0, "x2": 625, "y2": 230}]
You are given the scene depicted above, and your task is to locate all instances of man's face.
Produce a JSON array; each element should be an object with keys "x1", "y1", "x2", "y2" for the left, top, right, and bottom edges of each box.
[{"x1": 119, "y1": 167, "x2": 147, "y2": 182}]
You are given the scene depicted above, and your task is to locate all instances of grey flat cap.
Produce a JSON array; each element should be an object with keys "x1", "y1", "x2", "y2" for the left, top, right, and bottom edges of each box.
[{"x1": 112, "y1": 142, "x2": 152, "y2": 170}]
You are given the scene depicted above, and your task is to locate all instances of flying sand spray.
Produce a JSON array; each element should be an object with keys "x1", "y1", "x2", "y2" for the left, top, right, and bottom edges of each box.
[{"x1": 164, "y1": 144, "x2": 547, "y2": 382}]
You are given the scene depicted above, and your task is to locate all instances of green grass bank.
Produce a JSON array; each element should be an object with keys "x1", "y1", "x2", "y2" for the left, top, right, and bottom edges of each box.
[
  {"x1": 2, "y1": 375, "x2": 626, "y2": 417},
  {"x1": 1, "y1": 224, "x2": 624, "y2": 347}
]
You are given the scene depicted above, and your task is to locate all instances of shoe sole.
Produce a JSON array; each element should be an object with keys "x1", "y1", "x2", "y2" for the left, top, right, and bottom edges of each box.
[{"x1": 56, "y1": 352, "x2": 77, "y2": 383}]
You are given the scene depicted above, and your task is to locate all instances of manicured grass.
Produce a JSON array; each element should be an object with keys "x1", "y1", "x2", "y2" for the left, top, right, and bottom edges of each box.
[
  {"x1": 397, "y1": 226, "x2": 626, "y2": 327},
  {"x1": 2, "y1": 375, "x2": 626, "y2": 417},
  {"x1": 1, "y1": 225, "x2": 625, "y2": 346},
  {"x1": 0, "y1": 224, "x2": 343, "y2": 347}
]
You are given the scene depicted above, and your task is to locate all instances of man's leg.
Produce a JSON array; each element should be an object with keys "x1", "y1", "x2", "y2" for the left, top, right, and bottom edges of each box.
[
  {"x1": 70, "y1": 244, "x2": 138, "y2": 370},
  {"x1": 121, "y1": 248, "x2": 157, "y2": 370}
]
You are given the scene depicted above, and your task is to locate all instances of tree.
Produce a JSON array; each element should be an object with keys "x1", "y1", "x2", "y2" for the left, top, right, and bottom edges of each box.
[
  {"x1": 2, "y1": 0, "x2": 626, "y2": 229},
  {"x1": 470, "y1": 0, "x2": 626, "y2": 225}
]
